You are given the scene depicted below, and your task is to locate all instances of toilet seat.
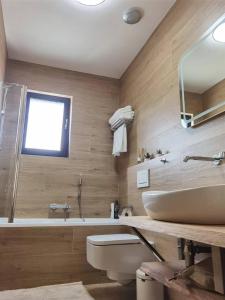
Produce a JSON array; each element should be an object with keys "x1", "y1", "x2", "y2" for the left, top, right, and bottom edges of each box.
[{"x1": 87, "y1": 234, "x2": 140, "y2": 246}]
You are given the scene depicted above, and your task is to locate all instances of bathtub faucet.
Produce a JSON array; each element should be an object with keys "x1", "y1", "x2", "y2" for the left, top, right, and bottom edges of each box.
[{"x1": 49, "y1": 203, "x2": 71, "y2": 221}]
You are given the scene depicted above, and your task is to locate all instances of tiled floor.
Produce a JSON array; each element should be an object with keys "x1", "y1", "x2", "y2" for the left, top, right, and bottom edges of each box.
[{"x1": 86, "y1": 282, "x2": 136, "y2": 300}]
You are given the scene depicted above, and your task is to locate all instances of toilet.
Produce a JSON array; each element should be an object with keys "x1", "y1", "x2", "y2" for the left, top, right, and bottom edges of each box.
[{"x1": 87, "y1": 234, "x2": 155, "y2": 284}]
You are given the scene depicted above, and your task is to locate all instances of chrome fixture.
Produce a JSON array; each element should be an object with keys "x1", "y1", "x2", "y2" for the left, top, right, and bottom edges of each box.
[
  {"x1": 49, "y1": 203, "x2": 71, "y2": 221},
  {"x1": 183, "y1": 152, "x2": 225, "y2": 166},
  {"x1": 123, "y1": 7, "x2": 143, "y2": 25},
  {"x1": 49, "y1": 203, "x2": 71, "y2": 211},
  {"x1": 77, "y1": 175, "x2": 84, "y2": 220},
  {"x1": 160, "y1": 158, "x2": 169, "y2": 164}
]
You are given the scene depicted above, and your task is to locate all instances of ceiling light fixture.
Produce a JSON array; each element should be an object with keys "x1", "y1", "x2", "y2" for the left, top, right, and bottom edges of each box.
[
  {"x1": 77, "y1": 0, "x2": 105, "y2": 6},
  {"x1": 213, "y1": 22, "x2": 225, "y2": 42}
]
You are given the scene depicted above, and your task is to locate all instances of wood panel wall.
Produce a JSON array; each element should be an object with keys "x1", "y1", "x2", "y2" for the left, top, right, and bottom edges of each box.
[
  {"x1": 5, "y1": 60, "x2": 120, "y2": 218},
  {"x1": 118, "y1": 2, "x2": 225, "y2": 298},
  {"x1": 184, "y1": 91, "x2": 203, "y2": 115},
  {"x1": 118, "y1": 0, "x2": 225, "y2": 208},
  {"x1": 203, "y1": 78, "x2": 225, "y2": 110},
  {"x1": 202, "y1": 78, "x2": 225, "y2": 119},
  {"x1": 184, "y1": 77, "x2": 225, "y2": 121},
  {"x1": 0, "y1": 225, "x2": 127, "y2": 291}
]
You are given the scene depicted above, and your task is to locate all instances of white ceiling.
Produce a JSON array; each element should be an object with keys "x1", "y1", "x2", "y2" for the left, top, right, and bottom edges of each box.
[
  {"x1": 182, "y1": 34, "x2": 225, "y2": 94},
  {"x1": 2, "y1": 0, "x2": 175, "y2": 79}
]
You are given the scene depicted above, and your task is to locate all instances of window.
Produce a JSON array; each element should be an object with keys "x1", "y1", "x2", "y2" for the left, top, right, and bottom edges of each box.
[{"x1": 22, "y1": 91, "x2": 71, "y2": 157}]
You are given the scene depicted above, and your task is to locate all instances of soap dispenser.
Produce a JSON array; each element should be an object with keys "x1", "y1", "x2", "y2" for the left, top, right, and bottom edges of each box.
[{"x1": 114, "y1": 200, "x2": 120, "y2": 219}]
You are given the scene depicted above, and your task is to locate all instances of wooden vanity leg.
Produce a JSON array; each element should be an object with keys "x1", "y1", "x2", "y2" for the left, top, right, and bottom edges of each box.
[{"x1": 212, "y1": 246, "x2": 225, "y2": 294}]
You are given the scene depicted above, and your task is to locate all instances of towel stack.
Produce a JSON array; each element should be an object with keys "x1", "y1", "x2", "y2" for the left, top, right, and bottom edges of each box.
[
  {"x1": 109, "y1": 106, "x2": 134, "y2": 157},
  {"x1": 109, "y1": 105, "x2": 134, "y2": 131}
]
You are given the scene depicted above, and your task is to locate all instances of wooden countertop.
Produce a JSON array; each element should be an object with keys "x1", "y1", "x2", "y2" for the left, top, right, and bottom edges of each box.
[{"x1": 119, "y1": 216, "x2": 225, "y2": 248}]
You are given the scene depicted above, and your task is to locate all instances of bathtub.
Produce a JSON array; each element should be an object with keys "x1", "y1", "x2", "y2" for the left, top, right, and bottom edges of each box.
[{"x1": 0, "y1": 218, "x2": 121, "y2": 227}]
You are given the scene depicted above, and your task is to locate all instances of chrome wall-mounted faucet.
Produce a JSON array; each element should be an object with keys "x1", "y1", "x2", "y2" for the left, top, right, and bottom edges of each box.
[
  {"x1": 183, "y1": 152, "x2": 225, "y2": 166},
  {"x1": 49, "y1": 203, "x2": 71, "y2": 221}
]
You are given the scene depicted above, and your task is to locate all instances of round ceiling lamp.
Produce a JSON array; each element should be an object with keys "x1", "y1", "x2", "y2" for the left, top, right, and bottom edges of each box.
[
  {"x1": 213, "y1": 22, "x2": 225, "y2": 43},
  {"x1": 76, "y1": 0, "x2": 105, "y2": 6}
]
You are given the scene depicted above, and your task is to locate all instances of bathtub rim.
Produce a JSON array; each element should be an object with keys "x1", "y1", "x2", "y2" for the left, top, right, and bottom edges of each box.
[{"x1": 0, "y1": 217, "x2": 121, "y2": 228}]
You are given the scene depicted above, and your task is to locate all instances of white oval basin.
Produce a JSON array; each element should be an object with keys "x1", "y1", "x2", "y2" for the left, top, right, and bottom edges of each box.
[{"x1": 142, "y1": 184, "x2": 225, "y2": 225}]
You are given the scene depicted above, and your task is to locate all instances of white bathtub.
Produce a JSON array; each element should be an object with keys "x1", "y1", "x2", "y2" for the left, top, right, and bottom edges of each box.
[{"x1": 0, "y1": 218, "x2": 121, "y2": 227}]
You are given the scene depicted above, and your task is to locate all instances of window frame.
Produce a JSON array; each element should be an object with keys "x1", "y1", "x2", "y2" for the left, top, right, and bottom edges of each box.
[{"x1": 22, "y1": 90, "x2": 71, "y2": 158}]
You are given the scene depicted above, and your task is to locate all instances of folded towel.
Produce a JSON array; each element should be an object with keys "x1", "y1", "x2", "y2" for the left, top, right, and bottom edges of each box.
[
  {"x1": 110, "y1": 106, "x2": 134, "y2": 156},
  {"x1": 109, "y1": 105, "x2": 133, "y2": 126},
  {"x1": 110, "y1": 111, "x2": 135, "y2": 131},
  {"x1": 112, "y1": 124, "x2": 127, "y2": 157}
]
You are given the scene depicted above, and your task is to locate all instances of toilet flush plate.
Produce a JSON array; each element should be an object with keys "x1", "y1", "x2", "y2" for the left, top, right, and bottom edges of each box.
[{"x1": 137, "y1": 169, "x2": 150, "y2": 188}]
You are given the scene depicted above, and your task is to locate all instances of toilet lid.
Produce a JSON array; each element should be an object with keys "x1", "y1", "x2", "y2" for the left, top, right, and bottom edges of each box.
[{"x1": 87, "y1": 234, "x2": 140, "y2": 246}]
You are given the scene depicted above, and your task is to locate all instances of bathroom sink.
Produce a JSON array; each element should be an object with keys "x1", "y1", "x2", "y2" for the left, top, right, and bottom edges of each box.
[{"x1": 142, "y1": 185, "x2": 225, "y2": 225}]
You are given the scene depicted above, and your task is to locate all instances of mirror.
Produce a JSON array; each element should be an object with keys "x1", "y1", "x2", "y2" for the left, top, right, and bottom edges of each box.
[{"x1": 179, "y1": 18, "x2": 225, "y2": 128}]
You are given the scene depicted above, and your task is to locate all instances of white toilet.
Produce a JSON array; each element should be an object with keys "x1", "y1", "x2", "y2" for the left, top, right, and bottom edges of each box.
[{"x1": 87, "y1": 234, "x2": 155, "y2": 284}]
